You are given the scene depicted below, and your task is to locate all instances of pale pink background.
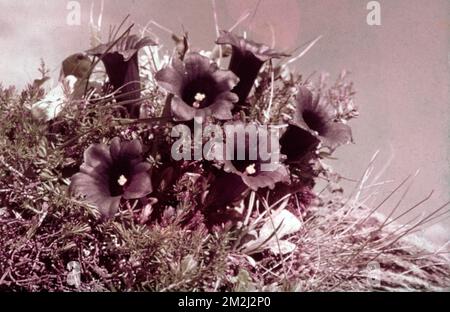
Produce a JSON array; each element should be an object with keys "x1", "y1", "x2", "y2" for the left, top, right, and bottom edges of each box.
[{"x1": 0, "y1": 0, "x2": 448, "y2": 245}]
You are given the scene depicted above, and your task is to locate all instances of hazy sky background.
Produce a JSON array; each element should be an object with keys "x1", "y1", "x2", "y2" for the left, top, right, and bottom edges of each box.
[{"x1": 0, "y1": 0, "x2": 448, "y2": 245}]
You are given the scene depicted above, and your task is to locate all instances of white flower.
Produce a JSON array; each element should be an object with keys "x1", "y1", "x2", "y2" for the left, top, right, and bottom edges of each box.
[
  {"x1": 241, "y1": 209, "x2": 302, "y2": 255},
  {"x1": 31, "y1": 75, "x2": 77, "y2": 121}
]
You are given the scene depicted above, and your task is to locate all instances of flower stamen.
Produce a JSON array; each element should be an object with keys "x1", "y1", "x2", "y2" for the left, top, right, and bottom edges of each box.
[
  {"x1": 195, "y1": 92, "x2": 206, "y2": 102},
  {"x1": 192, "y1": 92, "x2": 206, "y2": 108},
  {"x1": 118, "y1": 175, "x2": 128, "y2": 186},
  {"x1": 245, "y1": 164, "x2": 256, "y2": 175}
]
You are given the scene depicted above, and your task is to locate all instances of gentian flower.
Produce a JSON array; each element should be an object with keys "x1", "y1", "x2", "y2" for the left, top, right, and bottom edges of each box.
[
  {"x1": 155, "y1": 52, "x2": 239, "y2": 121},
  {"x1": 204, "y1": 169, "x2": 250, "y2": 210},
  {"x1": 70, "y1": 137, "x2": 152, "y2": 219},
  {"x1": 280, "y1": 125, "x2": 320, "y2": 162},
  {"x1": 291, "y1": 86, "x2": 353, "y2": 150},
  {"x1": 87, "y1": 35, "x2": 157, "y2": 118},
  {"x1": 222, "y1": 122, "x2": 289, "y2": 191},
  {"x1": 216, "y1": 30, "x2": 288, "y2": 110},
  {"x1": 204, "y1": 122, "x2": 288, "y2": 223}
]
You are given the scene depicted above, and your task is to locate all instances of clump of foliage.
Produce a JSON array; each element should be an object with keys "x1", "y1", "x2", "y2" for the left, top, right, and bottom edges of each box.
[{"x1": 0, "y1": 17, "x2": 448, "y2": 292}]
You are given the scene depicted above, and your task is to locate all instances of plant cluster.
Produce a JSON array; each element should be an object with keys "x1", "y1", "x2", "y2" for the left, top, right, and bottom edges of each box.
[{"x1": 0, "y1": 20, "x2": 448, "y2": 291}]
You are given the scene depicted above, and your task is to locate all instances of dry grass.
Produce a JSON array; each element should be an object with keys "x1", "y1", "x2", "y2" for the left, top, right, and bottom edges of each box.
[{"x1": 229, "y1": 153, "x2": 450, "y2": 291}]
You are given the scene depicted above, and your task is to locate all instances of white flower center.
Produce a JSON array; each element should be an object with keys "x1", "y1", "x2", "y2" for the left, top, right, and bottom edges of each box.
[
  {"x1": 117, "y1": 175, "x2": 128, "y2": 186},
  {"x1": 192, "y1": 92, "x2": 206, "y2": 108},
  {"x1": 195, "y1": 92, "x2": 206, "y2": 102},
  {"x1": 245, "y1": 164, "x2": 256, "y2": 175}
]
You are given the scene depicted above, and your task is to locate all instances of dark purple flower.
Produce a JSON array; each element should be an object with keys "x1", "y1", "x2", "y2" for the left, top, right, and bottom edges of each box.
[
  {"x1": 280, "y1": 125, "x2": 320, "y2": 162},
  {"x1": 203, "y1": 123, "x2": 288, "y2": 226},
  {"x1": 221, "y1": 122, "x2": 289, "y2": 191},
  {"x1": 204, "y1": 169, "x2": 250, "y2": 209},
  {"x1": 86, "y1": 35, "x2": 157, "y2": 118},
  {"x1": 203, "y1": 171, "x2": 248, "y2": 227},
  {"x1": 216, "y1": 30, "x2": 288, "y2": 110},
  {"x1": 292, "y1": 86, "x2": 353, "y2": 150},
  {"x1": 155, "y1": 52, "x2": 239, "y2": 121},
  {"x1": 70, "y1": 137, "x2": 152, "y2": 219}
]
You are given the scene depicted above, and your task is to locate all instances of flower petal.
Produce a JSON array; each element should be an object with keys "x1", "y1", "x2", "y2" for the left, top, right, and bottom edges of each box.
[
  {"x1": 184, "y1": 52, "x2": 212, "y2": 81},
  {"x1": 86, "y1": 35, "x2": 157, "y2": 61},
  {"x1": 216, "y1": 30, "x2": 289, "y2": 61},
  {"x1": 70, "y1": 172, "x2": 106, "y2": 195},
  {"x1": 208, "y1": 92, "x2": 238, "y2": 120},
  {"x1": 109, "y1": 137, "x2": 143, "y2": 163},
  {"x1": 120, "y1": 139, "x2": 143, "y2": 159},
  {"x1": 293, "y1": 86, "x2": 314, "y2": 128},
  {"x1": 242, "y1": 164, "x2": 289, "y2": 191},
  {"x1": 211, "y1": 69, "x2": 239, "y2": 92},
  {"x1": 78, "y1": 164, "x2": 109, "y2": 183},
  {"x1": 97, "y1": 196, "x2": 122, "y2": 219},
  {"x1": 83, "y1": 143, "x2": 112, "y2": 168},
  {"x1": 123, "y1": 172, "x2": 153, "y2": 199},
  {"x1": 132, "y1": 162, "x2": 152, "y2": 174},
  {"x1": 216, "y1": 30, "x2": 241, "y2": 48},
  {"x1": 109, "y1": 137, "x2": 122, "y2": 161},
  {"x1": 204, "y1": 171, "x2": 249, "y2": 209},
  {"x1": 155, "y1": 66, "x2": 185, "y2": 97},
  {"x1": 320, "y1": 122, "x2": 353, "y2": 150},
  {"x1": 171, "y1": 96, "x2": 196, "y2": 121},
  {"x1": 280, "y1": 125, "x2": 320, "y2": 161}
]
